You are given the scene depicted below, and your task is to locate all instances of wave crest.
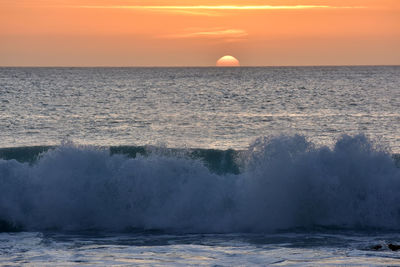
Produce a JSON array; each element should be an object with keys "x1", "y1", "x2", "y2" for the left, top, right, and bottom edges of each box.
[{"x1": 0, "y1": 135, "x2": 399, "y2": 232}]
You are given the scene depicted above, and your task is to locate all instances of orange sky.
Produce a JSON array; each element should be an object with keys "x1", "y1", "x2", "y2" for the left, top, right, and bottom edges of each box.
[{"x1": 0, "y1": 0, "x2": 399, "y2": 66}]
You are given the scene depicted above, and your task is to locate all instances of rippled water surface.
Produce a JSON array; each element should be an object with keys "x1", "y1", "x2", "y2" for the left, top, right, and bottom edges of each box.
[
  {"x1": 0, "y1": 66, "x2": 399, "y2": 151},
  {"x1": 2, "y1": 231, "x2": 400, "y2": 266}
]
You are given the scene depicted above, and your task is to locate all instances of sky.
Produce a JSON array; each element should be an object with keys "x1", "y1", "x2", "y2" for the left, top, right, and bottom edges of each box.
[{"x1": 0, "y1": 0, "x2": 399, "y2": 66}]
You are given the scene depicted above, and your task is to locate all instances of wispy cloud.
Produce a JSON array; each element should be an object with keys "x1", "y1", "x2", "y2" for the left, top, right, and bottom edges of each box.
[
  {"x1": 76, "y1": 5, "x2": 366, "y2": 13},
  {"x1": 160, "y1": 9, "x2": 220, "y2": 16},
  {"x1": 161, "y1": 29, "x2": 248, "y2": 39}
]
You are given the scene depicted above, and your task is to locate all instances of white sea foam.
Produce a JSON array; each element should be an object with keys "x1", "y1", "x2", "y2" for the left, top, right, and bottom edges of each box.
[{"x1": 0, "y1": 135, "x2": 399, "y2": 232}]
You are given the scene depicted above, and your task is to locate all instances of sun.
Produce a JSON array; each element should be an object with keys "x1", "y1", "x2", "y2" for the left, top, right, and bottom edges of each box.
[{"x1": 216, "y1": 55, "x2": 240, "y2": 67}]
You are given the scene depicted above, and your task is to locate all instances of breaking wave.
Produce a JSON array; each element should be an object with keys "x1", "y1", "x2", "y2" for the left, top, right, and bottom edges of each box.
[{"x1": 0, "y1": 135, "x2": 399, "y2": 233}]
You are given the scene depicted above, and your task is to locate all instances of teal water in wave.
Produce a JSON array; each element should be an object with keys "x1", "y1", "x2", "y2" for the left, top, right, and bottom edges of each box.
[{"x1": 0, "y1": 66, "x2": 400, "y2": 266}]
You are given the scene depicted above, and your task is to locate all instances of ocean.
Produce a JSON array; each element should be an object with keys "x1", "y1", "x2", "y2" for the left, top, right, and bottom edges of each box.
[{"x1": 0, "y1": 66, "x2": 399, "y2": 265}]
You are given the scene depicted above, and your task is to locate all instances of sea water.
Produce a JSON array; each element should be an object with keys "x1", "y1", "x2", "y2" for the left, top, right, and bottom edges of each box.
[{"x1": 0, "y1": 66, "x2": 399, "y2": 266}]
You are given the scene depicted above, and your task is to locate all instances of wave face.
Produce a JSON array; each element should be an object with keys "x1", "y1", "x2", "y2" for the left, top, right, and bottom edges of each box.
[{"x1": 0, "y1": 135, "x2": 399, "y2": 233}]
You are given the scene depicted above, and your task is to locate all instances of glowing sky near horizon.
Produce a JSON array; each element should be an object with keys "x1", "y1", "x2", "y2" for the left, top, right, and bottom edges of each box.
[
  {"x1": 76, "y1": 5, "x2": 362, "y2": 10},
  {"x1": 0, "y1": 0, "x2": 399, "y2": 66}
]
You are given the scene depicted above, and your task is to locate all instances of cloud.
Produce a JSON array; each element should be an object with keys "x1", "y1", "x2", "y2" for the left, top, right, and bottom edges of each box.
[
  {"x1": 159, "y1": 9, "x2": 221, "y2": 16},
  {"x1": 76, "y1": 5, "x2": 366, "y2": 15},
  {"x1": 160, "y1": 29, "x2": 248, "y2": 39}
]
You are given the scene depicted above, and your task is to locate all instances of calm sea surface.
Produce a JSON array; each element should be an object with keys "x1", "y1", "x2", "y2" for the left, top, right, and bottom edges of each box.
[{"x1": 0, "y1": 66, "x2": 399, "y2": 266}]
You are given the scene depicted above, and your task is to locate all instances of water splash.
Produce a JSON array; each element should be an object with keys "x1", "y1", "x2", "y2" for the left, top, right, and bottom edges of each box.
[{"x1": 0, "y1": 135, "x2": 399, "y2": 232}]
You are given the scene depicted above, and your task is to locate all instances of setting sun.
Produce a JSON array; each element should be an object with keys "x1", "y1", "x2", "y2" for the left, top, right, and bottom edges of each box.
[{"x1": 216, "y1": 55, "x2": 240, "y2": 67}]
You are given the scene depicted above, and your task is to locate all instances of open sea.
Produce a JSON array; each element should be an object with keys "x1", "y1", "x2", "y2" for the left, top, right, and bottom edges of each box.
[{"x1": 0, "y1": 66, "x2": 399, "y2": 266}]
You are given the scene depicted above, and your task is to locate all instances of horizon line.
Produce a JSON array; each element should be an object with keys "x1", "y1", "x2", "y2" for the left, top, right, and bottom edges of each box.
[{"x1": 1, "y1": 64, "x2": 399, "y2": 68}]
